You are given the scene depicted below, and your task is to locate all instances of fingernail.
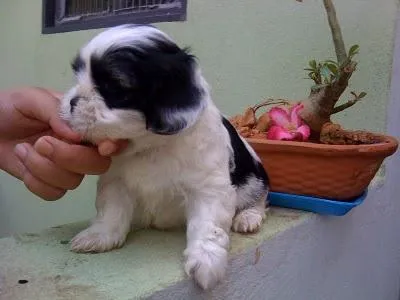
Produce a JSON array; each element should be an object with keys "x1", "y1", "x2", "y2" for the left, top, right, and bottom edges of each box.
[
  {"x1": 36, "y1": 138, "x2": 54, "y2": 158},
  {"x1": 98, "y1": 143, "x2": 115, "y2": 156},
  {"x1": 14, "y1": 144, "x2": 28, "y2": 160}
]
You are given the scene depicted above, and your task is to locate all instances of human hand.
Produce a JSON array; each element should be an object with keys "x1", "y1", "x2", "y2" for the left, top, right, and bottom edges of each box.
[{"x1": 0, "y1": 87, "x2": 127, "y2": 200}]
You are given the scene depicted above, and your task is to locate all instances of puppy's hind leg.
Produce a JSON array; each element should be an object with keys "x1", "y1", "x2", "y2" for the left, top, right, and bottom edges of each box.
[
  {"x1": 232, "y1": 187, "x2": 268, "y2": 234},
  {"x1": 71, "y1": 177, "x2": 134, "y2": 253}
]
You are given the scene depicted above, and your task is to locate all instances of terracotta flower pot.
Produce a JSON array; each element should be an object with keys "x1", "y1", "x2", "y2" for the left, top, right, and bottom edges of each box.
[{"x1": 247, "y1": 135, "x2": 398, "y2": 201}]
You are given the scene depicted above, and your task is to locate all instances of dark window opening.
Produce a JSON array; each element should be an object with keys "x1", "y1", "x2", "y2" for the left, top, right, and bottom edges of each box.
[{"x1": 42, "y1": 0, "x2": 187, "y2": 34}]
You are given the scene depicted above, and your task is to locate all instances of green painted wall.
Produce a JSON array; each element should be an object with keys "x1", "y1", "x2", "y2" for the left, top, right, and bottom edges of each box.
[{"x1": 0, "y1": 0, "x2": 398, "y2": 236}]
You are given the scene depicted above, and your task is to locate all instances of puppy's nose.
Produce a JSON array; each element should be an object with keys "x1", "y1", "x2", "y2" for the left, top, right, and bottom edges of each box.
[{"x1": 70, "y1": 96, "x2": 80, "y2": 113}]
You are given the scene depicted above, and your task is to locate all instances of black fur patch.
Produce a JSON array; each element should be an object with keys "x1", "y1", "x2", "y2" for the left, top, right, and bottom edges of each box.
[
  {"x1": 69, "y1": 96, "x2": 79, "y2": 113},
  {"x1": 89, "y1": 29, "x2": 203, "y2": 135},
  {"x1": 71, "y1": 55, "x2": 85, "y2": 74},
  {"x1": 222, "y1": 117, "x2": 269, "y2": 187}
]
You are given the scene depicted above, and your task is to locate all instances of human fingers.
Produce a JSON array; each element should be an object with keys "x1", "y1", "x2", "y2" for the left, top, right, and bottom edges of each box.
[
  {"x1": 0, "y1": 130, "x2": 54, "y2": 180},
  {"x1": 34, "y1": 136, "x2": 111, "y2": 175},
  {"x1": 23, "y1": 171, "x2": 67, "y2": 201},
  {"x1": 45, "y1": 89, "x2": 63, "y2": 100},
  {"x1": 13, "y1": 143, "x2": 67, "y2": 201},
  {"x1": 97, "y1": 139, "x2": 130, "y2": 156},
  {"x1": 14, "y1": 143, "x2": 84, "y2": 190},
  {"x1": 11, "y1": 87, "x2": 81, "y2": 142}
]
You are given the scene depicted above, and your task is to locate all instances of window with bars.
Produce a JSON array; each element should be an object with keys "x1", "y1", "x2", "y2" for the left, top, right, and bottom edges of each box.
[{"x1": 42, "y1": 0, "x2": 187, "y2": 34}]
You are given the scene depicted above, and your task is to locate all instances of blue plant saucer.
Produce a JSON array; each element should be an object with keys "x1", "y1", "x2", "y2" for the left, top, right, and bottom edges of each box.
[{"x1": 267, "y1": 190, "x2": 368, "y2": 216}]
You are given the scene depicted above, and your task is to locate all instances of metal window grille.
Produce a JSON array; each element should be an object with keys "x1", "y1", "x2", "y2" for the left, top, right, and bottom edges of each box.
[{"x1": 42, "y1": 0, "x2": 187, "y2": 34}]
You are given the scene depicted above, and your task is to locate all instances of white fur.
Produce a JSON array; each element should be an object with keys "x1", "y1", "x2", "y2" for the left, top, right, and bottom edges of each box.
[
  {"x1": 81, "y1": 25, "x2": 168, "y2": 62},
  {"x1": 60, "y1": 25, "x2": 267, "y2": 290}
]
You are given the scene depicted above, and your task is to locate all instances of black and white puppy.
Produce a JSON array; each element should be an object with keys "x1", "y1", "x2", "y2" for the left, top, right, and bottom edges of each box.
[{"x1": 60, "y1": 24, "x2": 269, "y2": 289}]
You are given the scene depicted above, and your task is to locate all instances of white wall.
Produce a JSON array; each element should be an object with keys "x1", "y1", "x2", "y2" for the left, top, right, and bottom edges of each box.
[{"x1": 0, "y1": 0, "x2": 398, "y2": 238}]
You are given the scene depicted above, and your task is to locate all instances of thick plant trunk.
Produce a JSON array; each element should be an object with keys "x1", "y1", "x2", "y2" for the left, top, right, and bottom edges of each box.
[
  {"x1": 300, "y1": 62, "x2": 355, "y2": 134},
  {"x1": 298, "y1": 0, "x2": 355, "y2": 137}
]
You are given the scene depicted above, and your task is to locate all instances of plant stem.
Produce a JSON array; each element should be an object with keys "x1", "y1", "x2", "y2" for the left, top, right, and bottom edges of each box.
[
  {"x1": 323, "y1": 0, "x2": 347, "y2": 65},
  {"x1": 252, "y1": 99, "x2": 290, "y2": 112},
  {"x1": 332, "y1": 97, "x2": 362, "y2": 114},
  {"x1": 299, "y1": 0, "x2": 357, "y2": 135}
]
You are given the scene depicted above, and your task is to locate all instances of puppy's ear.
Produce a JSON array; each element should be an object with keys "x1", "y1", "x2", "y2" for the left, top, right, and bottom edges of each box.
[
  {"x1": 91, "y1": 37, "x2": 206, "y2": 135},
  {"x1": 143, "y1": 49, "x2": 205, "y2": 135},
  {"x1": 145, "y1": 104, "x2": 203, "y2": 135}
]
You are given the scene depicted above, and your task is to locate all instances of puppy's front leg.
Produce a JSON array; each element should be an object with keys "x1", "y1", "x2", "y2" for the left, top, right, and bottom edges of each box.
[
  {"x1": 71, "y1": 177, "x2": 134, "y2": 253},
  {"x1": 184, "y1": 182, "x2": 236, "y2": 289}
]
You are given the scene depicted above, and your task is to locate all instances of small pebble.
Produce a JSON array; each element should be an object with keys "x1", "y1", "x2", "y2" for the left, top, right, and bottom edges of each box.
[{"x1": 18, "y1": 279, "x2": 28, "y2": 284}]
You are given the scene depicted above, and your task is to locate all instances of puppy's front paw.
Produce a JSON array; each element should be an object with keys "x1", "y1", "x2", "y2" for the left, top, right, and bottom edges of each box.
[
  {"x1": 184, "y1": 241, "x2": 228, "y2": 290},
  {"x1": 70, "y1": 223, "x2": 127, "y2": 253},
  {"x1": 232, "y1": 208, "x2": 266, "y2": 233}
]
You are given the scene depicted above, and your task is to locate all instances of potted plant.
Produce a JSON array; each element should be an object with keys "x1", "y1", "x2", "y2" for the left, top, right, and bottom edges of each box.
[{"x1": 230, "y1": 0, "x2": 398, "y2": 202}]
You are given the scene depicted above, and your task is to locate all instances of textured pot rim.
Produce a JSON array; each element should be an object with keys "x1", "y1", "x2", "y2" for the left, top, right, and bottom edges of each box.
[{"x1": 247, "y1": 134, "x2": 399, "y2": 156}]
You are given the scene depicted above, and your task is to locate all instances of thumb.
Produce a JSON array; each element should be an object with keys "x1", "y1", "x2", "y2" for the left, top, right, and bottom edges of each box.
[{"x1": 11, "y1": 87, "x2": 81, "y2": 142}]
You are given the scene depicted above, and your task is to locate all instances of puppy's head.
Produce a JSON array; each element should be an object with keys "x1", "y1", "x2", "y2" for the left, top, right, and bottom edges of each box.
[{"x1": 60, "y1": 24, "x2": 205, "y2": 143}]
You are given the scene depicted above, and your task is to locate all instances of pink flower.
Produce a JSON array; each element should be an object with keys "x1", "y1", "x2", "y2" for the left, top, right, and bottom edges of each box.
[{"x1": 267, "y1": 103, "x2": 311, "y2": 141}]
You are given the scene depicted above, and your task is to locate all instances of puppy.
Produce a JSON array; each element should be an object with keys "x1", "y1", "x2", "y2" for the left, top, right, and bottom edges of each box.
[{"x1": 60, "y1": 24, "x2": 269, "y2": 289}]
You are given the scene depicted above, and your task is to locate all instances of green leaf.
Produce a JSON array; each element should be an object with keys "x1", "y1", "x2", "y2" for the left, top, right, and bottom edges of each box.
[
  {"x1": 311, "y1": 74, "x2": 319, "y2": 81},
  {"x1": 349, "y1": 44, "x2": 360, "y2": 58},
  {"x1": 320, "y1": 65, "x2": 331, "y2": 83},
  {"x1": 326, "y1": 63, "x2": 338, "y2": 75},
  {"x1": 358, "y1": 92, "x2": 367, "y2": 99},
  {"x1": 309, "y1": 59, "x2": 317, "y2": 69},
  {"x1": 325, "y1": 59, "x2": 339, "y2": 65},
  {"x1": 304, "y1": 68, "x2": 315, "y2": 72}
]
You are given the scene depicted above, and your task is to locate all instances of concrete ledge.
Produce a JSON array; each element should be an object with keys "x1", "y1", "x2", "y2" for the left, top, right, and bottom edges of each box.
[
  {"x1": 2, "y1": 183, "x2": 400, "y2": 300},
  {"x1": 0, "y1": 207, "x2": 310, "y2": 300},
  {"x1": 149, "y1": 185, "x2": 400, "y2": 300}
]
